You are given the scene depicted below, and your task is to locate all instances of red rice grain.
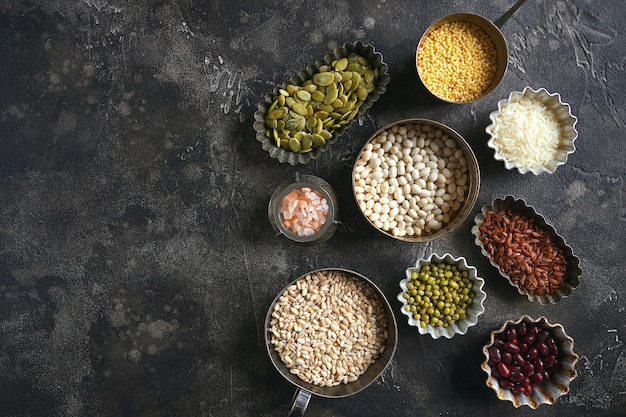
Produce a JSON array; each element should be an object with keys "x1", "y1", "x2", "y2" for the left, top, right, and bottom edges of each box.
[{"x1": 478, "y1": 208, "x2": 567, "y2": 295}]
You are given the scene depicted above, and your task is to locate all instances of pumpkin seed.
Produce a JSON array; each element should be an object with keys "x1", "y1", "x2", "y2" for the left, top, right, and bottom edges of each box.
[
  {"x1": 296, "y1": 90, "x2": 312, "y2": 102},
  {"x1": 288, "y1": 138, "x2": 301, "y2": 152},
  {"x1": 306, "y1": 117, "x2": 318, "y2": 131},
  {"x1": 313, "y1": 72, "x2": 335, "y2": 86},
  {"x1": 267, "y1": 107, "x2": 287, "y2": 120},
  {"x1": 324, "y1": 82, "x2": 338, "y2": 105},
  {"x1": 311, "y1": 90, "x2": 325, "y2": 102},
  {"x1": 292, "y1": 102, "x2": 308, "y2": 116},
  {"x1": 319, "y1": 129, "x2": 332, "y2": 140},
  {"x1": 267, "y1": 118, "x2": 278, "y2": 129},
  {"x1": 285, "y1": 119, "x2": 299, "y2": 130},
  {"x1": 301, "y1": 134, "x2": 313, "y2": 151},
  {"x1": 334, "y1": 57, "x2": 348, "y2": 71},
  {"x1": 311, "y1": 133, "x2": 326, "y2": 146}
]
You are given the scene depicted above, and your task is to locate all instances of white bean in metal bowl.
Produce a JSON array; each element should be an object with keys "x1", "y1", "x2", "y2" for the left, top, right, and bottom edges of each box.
[{"x1": 352, "y1": 119, "x2": 480, "y2": 242}]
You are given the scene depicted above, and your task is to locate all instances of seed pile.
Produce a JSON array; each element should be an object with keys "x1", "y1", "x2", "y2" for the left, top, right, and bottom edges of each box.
[
  {"x1": 264, "y1": 53, "x2": 379, "y2": 153},
  {"x1": 487, "y1": 321, "x2": 561, "y2": 396},
  {"x1": 353, "y1": 122, "x2": 470, "y2": 238},
  {"x1": 418, "y1": 21, "x2": 497, "y2": 102},
  {"x1": 402, "y1": 262, "x2": 475, "y2": 329},
  {"x1": 280, "y1": 187, "x2": 329, "y2": 236},
  {"x1": 269, "y1": 270, "x2": 388, "y2": 387},
  {"x1": 478, "y1": 208, "x2": 567, "y2": 295}
]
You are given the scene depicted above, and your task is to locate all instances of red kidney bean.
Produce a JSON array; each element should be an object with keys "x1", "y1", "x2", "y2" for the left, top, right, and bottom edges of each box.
[
  {"x1": 498, "y1": 362, "x2": 511, "y2": 378},
  {"x1": 510, "y1": 371, "x2": 524, "y2": 382},
  {"x1": 544, "y1": 355, "x2": 556, "y2": 368},
  {"x1": 499, "y1": 379, "x2": 515, "y2": 390},
  {"x1": 505, "y1": 342, "x2": 521, "y2": 353},
  {"x1": 523, "y1": 334, "x2": 536, "y2": 345},
  {"x1": 528, "y1": 347, "x2": 539, "y2": 360},
  {"x1": 517, "y1": 322, "x2": 527, "y2": 336},
  {"x1": 523, "y1": 363, "x2": 535, "y2": 377},
  {"x1": 520, "y1": 342, "x2": 529, "y2": 353},
  {"x1": 489, "y1": 346, "x2": 501, "y2": 362},
  {"x1": 537, "y1": 330, "x2": 550, "y2": 342},
  {"x1": 530, "y1": 372, "x2": 544, "y2": 384},
  {"x1": 533, "y1": 357, "x2": 544, "y2": 373},
  {"x1": 507, "y1": 327, "x2": 517, "y2": 342},
  {"x1": 514, "y1": 353, "x2": 526, "y2": 366},
  {"x1": 538, "y1": 342, "x2": 550, "y2": 356},
  {"x1": 548, "y1": 338, "x2": 558, "y2": 355},
  {"x1": 502, "y1": 352, "x2": 513, "y2": 365}
]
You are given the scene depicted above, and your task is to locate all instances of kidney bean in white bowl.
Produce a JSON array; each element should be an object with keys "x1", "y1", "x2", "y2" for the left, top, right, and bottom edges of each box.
[{"x1": 352, "y1": 119, "x2": 480, "y2": 242}]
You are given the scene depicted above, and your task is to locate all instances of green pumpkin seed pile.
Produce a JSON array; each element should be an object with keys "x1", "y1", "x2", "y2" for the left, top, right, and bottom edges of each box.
[{"x1": 265, "y1": 53, "x2": 380, "y2": 153}]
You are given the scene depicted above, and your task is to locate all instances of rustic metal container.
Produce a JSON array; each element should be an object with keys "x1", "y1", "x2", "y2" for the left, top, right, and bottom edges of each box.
[
  {"x1": 264, "y1": 268, "x2": 398, "y2": 415},
  {"x1": 471, "y1": 195, "x2": 582, "y2": 304},
  {"x1": 352, "y1": 118, "x2": 480, "y2": 242},
  {"x1": 254, "y1": 40, "x2": 390, "y2": 165},
  {"x1": 415, "y1": 13, "x2": 509, "y2": 104}
]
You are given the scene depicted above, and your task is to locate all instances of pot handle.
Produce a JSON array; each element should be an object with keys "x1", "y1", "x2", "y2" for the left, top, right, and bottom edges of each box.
[{"x1": 288, "y1": 389, "x2": 312, "y2": 417}]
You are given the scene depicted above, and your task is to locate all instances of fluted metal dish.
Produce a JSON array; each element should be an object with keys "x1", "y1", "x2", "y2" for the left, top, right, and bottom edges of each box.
[
  {"x1": 486, "y1": 87, "x2": 578, "y2": 174},
  {"x1": 397, "y1": 253, "x2": 486, "y2": 339},
  {"x1": 481, "y1": 315, "x2": 579, "y2": 408},
  {"x1": 254, "y1": 41, "x2": 390, "y2": 166},
  {"x1": 471, "y1": 195, "x2": 582, "y2": 304}
]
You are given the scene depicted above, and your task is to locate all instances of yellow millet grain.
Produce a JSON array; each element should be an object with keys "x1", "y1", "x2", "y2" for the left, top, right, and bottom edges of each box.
[{"x1": 418, "y1": 21, "x2": 498, "y2": 103}]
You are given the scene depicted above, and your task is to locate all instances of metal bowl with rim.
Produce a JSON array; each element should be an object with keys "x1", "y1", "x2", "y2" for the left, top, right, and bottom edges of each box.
[
  {"x1": 265, "y1": 268, "x2": 398, "y2": 415},
  {"x1": 416, "y1": 13, "x2": 509, "y2": 104},
  {"x1": 352, "y1": 118, "x2": 480, "y2": 242},
  {"x1": 254, "y1": 40, "x2": 390, "y2": 166}
]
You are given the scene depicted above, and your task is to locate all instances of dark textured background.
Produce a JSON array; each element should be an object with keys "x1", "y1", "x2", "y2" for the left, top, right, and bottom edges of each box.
[{"x1": 1, "y1": 1, "x2": 624, "y2": 416}]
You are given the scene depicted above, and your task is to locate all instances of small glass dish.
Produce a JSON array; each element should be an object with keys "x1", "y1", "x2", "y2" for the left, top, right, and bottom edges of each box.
[
  {"x1": 486, "y1": 87, "x2": 578, "y2": 174},
  {"x1": 397, "y1": 253, "x2": 486, "y2": 339},
  {"x1": 481, "y1": 315, "x2": 579, "y2": 408},
  {"x1": 253, "y1": 40, "x2": 390, "y2": 166},
  {"x1": 268, "y1": 173, "x2": 339, "y2": 245},
  {"x1": 471, "y1": 195, "x2": 582, "y2": 304}
]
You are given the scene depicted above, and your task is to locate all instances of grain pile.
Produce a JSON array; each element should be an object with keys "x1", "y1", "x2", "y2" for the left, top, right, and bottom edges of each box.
[{"x1": 269, "y1": 270, "x2": 388, "y2": 387}]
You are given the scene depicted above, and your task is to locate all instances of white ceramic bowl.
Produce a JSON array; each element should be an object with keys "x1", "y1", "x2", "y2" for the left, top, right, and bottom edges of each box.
[
  {"x1": 481, "y1": 315, "x2": 579, "y2": 408},
  {"x1": 486, "y1": 87, "x2": 578, "y2": 174},
  {"x1": 397, "y1": 253, "x2": 486, "y2": 339}
]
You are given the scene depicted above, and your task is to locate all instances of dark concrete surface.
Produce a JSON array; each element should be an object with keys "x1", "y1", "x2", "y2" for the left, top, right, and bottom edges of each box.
[{"x1": 1, "y1": 1, "x2": 624, "y2": 416}]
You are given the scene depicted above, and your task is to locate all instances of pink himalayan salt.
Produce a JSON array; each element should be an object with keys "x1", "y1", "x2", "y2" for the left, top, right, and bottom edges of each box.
[{"x1": 280, "y1": 187, "x2": 329, "y2": 236}]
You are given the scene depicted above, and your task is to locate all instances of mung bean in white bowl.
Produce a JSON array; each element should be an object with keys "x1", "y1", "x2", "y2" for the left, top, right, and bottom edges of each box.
[{"x1": 352, "y1": 119, "x2": 480, "y2": 242}]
